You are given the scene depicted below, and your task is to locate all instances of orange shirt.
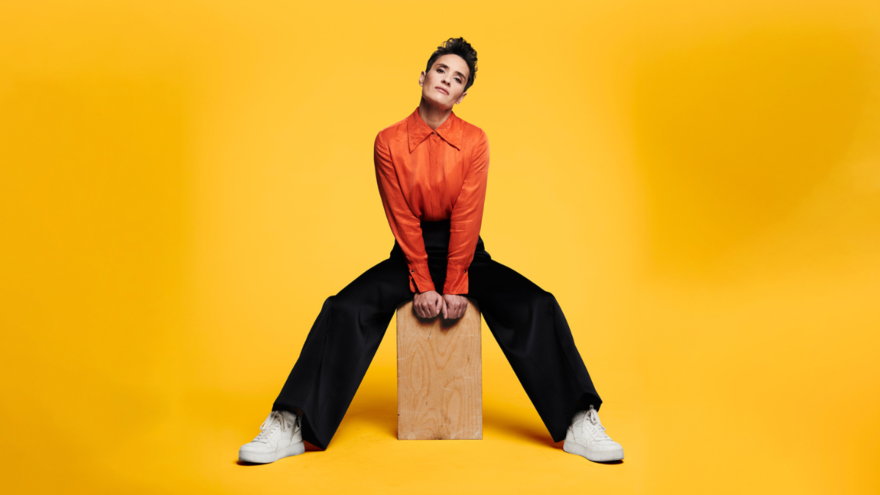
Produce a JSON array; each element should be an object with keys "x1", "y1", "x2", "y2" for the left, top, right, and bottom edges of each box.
[{"x1": 374, "y1": 107, "x2": 490, "y2": 295}]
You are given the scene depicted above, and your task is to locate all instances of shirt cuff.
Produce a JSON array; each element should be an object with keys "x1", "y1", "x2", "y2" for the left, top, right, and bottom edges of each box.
[
  {"x1": 408, "y1": 260, "x2": 435, "y2": 293},
  {"x1": 442, "y1": 263, "x2": 469, "y2": 295}
]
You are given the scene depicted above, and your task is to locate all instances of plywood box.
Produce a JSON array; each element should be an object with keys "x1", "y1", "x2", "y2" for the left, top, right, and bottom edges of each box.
[{"x1": 396, "y1": 299, "x2": 483, "y2": 440}]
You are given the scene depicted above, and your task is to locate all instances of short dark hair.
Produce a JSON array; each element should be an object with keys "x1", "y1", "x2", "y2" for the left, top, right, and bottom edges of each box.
[{"x1": 425, "y1": 37, "x2": 478, "y2": 92}]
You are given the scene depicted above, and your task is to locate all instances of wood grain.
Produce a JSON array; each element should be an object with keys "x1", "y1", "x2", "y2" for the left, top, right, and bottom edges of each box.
[{"x1": 397, "y1": 298, "x2": 483, "y2": 440}]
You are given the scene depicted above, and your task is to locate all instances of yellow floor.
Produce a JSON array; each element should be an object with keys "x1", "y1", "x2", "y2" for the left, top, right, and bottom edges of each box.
[
  {"x1": 5, "y1": 335, "x2": 641, "y2": 494},
  {"x1": 5, "y1": 307, "x2": 877, "y2": 494}
]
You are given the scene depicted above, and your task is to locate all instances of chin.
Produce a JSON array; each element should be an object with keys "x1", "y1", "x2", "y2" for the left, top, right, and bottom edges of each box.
[{"x1": 424, "y1": 92, "x2": 452, "y2": 109}]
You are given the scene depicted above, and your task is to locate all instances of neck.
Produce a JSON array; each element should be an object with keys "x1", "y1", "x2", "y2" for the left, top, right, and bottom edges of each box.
[{"x1": 417, "y1": 98, "x2": 453, "y2": 130}]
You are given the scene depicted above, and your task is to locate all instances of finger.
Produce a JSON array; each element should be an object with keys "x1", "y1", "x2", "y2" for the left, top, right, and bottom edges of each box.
[{"x1": 441, "y1": 299, "x2": 448, "y2": 319}]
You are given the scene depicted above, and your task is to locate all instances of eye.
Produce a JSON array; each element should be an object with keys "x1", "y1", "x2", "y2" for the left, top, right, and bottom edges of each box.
[{"x1": 455, "y1": 78, "x2": 462, "y2": 83}]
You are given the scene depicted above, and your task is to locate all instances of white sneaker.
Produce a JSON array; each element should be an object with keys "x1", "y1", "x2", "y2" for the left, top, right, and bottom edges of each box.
[
  {"x1": 563, "y1": 405, "x2": 624, "y2": 462},
  {"x1": 239, "y1": 410, "x2": 305, "y2": 464}
]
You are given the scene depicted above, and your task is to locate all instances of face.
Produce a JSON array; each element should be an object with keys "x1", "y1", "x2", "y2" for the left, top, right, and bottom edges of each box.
[{"x1": 419, "y1": 53, "x2": 469, "y2": 110}]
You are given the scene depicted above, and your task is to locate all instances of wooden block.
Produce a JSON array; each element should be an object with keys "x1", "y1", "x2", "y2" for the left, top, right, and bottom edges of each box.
[{"x1": 397, "y1": 298, "x2": 483, "y2": 440}]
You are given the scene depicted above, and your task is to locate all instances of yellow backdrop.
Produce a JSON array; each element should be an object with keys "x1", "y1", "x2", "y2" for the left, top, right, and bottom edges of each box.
[{"x1": 2, "y1": 0, "x2": 879, "y2": 493}]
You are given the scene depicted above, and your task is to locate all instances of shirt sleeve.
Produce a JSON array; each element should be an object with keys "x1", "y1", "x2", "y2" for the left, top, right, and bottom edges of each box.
[
  {"x1": 374, "y1": 131, "x2": 435, "y2": 293},
  {"x1": 443, "y1": 129, "x2": 490, "y2": 295}
]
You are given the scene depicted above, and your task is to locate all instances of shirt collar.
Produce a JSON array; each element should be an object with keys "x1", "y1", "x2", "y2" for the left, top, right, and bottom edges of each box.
[{"x1": 406, "y1": 107, "x2": 462, "y2": 153}]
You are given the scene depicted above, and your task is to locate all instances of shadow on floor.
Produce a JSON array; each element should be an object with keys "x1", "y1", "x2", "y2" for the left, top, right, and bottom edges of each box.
[{"x1": 343, "y1": 388, "x2": 563, "y2": 449}]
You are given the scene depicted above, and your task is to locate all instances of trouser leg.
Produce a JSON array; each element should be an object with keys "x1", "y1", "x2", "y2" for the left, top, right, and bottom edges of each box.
[
  {"x1": 467, "y1": 251, "x2": 603, "y2": 444},
  {"x1": 272, "y1": 255, "x2": 412, "y2": 450}
]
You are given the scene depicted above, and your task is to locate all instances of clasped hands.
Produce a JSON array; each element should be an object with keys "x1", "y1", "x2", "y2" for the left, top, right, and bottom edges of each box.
[{"x1": 413, "y1": 291, "x2": 467, "y2": 320}]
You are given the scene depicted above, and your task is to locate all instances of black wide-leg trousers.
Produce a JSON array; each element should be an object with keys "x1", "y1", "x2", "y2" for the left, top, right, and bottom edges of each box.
[{"x1": 272, "y1": 220, "x2": 602, "y2": 450}]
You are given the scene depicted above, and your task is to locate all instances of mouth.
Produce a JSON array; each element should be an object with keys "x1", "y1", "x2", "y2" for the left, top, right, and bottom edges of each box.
[{"x1": 435, "y1": 86, "x2": 449, "y2": 95}]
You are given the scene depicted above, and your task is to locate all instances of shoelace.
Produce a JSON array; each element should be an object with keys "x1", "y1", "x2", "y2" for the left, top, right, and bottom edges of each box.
[
  {"x1": 253, "y1": 411, "x2": 296, "y2": 444},
  {"x1": 582, "y1": 406, "x2": 611, "y2": 441}
]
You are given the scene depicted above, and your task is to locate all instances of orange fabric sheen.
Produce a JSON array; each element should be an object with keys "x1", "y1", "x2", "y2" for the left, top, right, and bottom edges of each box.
[{"x1": 374, "y1": 107, "x2": 490, "y2": 295}]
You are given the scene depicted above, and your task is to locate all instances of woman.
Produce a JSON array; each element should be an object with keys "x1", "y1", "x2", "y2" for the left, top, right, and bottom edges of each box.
[{"x1": 238, "y1": 37, "x2": 624, "y2": 464}]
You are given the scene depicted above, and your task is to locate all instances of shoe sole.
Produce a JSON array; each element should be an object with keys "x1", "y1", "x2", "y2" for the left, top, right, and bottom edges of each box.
[
  {"x1": 239, "y1": 442, "x2": 305, "y2": 464},
  {"x1": 563, "y1": 439, "x2": 624, "y2": 462}
]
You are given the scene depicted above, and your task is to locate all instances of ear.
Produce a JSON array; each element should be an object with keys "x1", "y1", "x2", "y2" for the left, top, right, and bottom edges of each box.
[
  {"x1": 419, "y1": 71, "x2": 425, "y2": 87},
  {"x1": 455, "y1": 91, "x2": 467, "y2": 105}
]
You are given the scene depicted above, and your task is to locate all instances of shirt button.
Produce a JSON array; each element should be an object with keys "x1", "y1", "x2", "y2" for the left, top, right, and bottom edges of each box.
[{"x1": 411, "y1": 269, "x2": 414, "y2": 273}]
